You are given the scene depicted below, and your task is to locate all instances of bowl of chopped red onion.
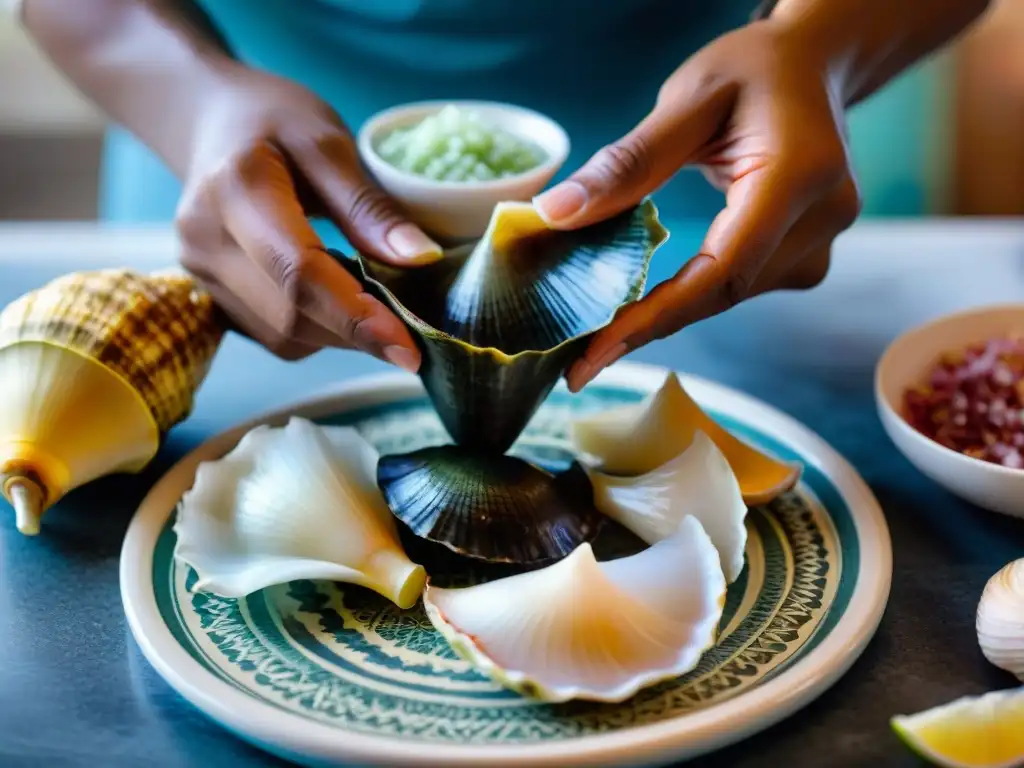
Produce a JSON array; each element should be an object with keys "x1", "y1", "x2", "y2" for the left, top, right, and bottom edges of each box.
[{"x1": 876, "y1": 303, "x2": 1024, "y2": 519}]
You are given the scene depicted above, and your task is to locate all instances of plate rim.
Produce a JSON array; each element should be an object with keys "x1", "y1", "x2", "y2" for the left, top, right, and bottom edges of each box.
[{"x1": 120, "y1": 360, "x2": 892, "y2": 767}]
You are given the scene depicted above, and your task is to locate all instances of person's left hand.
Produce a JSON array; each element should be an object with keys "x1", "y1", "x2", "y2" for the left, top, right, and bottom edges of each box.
[{"x1": 534, "y1": 18, "x2": 862, "y2": 392}]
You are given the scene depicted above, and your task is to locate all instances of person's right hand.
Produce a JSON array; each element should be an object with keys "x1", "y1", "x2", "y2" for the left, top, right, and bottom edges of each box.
[{"x1": 175, "y1": 63, "x2": 442, "y2": 369}]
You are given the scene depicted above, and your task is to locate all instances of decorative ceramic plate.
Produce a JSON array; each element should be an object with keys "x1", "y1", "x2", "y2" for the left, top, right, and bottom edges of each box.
[{"x1": 121, "y1": 362, "x2": 891, "y2": 767}]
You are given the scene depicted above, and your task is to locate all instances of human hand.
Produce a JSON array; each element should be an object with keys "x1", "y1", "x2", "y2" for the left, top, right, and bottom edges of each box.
[
  {"x1": 175, "y1": 64, "x2": 442, "y2": 368},
  {"x1": 534, "y1": 20, "x2": 862, "y2": 392}
]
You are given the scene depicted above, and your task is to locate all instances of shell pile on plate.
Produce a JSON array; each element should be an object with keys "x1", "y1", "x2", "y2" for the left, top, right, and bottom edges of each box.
[{"x1": 173, "y1": 200, "x2": 804, "y2": 704}]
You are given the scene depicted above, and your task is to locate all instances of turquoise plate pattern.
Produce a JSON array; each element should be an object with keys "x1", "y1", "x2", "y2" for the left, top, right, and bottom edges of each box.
[{"x1": 121, "y1": 363, "x2": 892, "y2": 768}]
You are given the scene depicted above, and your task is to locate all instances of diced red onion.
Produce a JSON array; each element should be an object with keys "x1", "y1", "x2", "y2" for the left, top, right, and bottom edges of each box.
[{"x1": 902, "y1": 334, "x2": 1024, "y2": 469}]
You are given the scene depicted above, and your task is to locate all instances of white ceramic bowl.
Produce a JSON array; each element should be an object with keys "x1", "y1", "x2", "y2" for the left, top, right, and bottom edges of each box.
[
  {"x1": 875, "y1": 303, "x2": 1024, "y2": 519},
  {"x1": 357, "y1": 100, "x2": 570, "y2": 242}
]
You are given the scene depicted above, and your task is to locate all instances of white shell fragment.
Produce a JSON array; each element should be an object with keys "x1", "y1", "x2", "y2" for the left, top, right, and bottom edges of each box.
[
  {"x1": 976, "y1": 558, "x2": 1024, "y2": 682},
  {"x1": 571, "y1": 373, "x2": 801, "y2": 506},
  {"x1": 173, "y1": 417, "x2": 427, "y2": 609},
  {"x1": 588, "y1": 430, "x2": 749, "y2": 583},
  {"x1": 424, "y1": 515, "x2": 727, "y2": 703}
]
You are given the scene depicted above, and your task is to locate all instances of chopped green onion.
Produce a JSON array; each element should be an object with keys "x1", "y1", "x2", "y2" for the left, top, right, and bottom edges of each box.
[{"x1": 374, "y1": 104, "x2": 547, "y2": 182}]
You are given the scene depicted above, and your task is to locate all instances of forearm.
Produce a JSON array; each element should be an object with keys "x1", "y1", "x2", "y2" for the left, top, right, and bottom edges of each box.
[
  {"x1": 770, "y1": 0, "x2": 994, "y2": 106},
  {"x1": 20, "y1": 0, "x2": 237, "y2": 176}
]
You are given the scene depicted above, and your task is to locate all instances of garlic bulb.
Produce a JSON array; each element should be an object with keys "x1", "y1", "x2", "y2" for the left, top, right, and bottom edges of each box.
[
  {"x1": 423, "y1": 515, "x2": 727, "y2": 703},
  {"x1": 587, "y1": 429, "x2": 749, "y2": 583},
  {"x1": 977, "y1": 558, "x2": 1024, "y2": 681},
  {"x1": 173, "y1": 417, "x2": 427, "y2": 609},
  {"x1": 571, "y1": 372, "x2": 801, "y2": 506}
]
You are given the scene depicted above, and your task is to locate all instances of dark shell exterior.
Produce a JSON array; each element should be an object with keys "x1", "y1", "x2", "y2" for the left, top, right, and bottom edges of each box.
[
  {"x1": 376, "y1": 445, "x2": 604, "y2": 565},
  {"x1": 339, "y1": 199, "x2": 668, "y2": 453}
]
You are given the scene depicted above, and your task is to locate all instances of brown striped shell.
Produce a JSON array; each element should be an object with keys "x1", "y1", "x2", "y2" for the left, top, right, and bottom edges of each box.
[{"x1": 0, "y1": 268, "x2": 224, "y2": 432}]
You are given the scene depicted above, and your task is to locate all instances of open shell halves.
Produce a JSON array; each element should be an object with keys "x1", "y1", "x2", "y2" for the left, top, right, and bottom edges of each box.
[
  {"x1": 572, "y1": 372, "x2": 801, "y2": 506},
  {"x1": 377, "y1": 444, "x2": 604, "y2": 565},
  {"x1": 423, "y1": 515, "x2": 727, "y2": 703},
  {"x1": 173, "y1": 417, "x2": 426, "y2": 609},
  {"x1": 342, "y1": 200, "x2": 668, "y2": 453},
  {"x1": 588, "y1": 429, "x2": 749, "y2": 583}
]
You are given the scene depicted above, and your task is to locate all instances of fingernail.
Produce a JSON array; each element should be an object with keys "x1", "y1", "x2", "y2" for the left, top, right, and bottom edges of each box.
[
  {"x1": 386, "y1": 224, "x2": 443, "y2": 264},
  {"x1": 572, "y1": 342, "x2": 628, "y2": 390},
  {"x1": 384, "y1": 345, "x2": 420, "y2": 373},
  {"x1": 534, "y1": 182, "x2": 588, "y2": 224}
]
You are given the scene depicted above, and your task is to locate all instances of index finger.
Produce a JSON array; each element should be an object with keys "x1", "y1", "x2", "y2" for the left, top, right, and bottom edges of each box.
[
  {"x1": 565, "y1": 166, "x2": 808, "y2": 391},
  {"x1": 534, "y1": 72, "x2": 737, "y2": 230},
  {"x1": 217, "y1": 144, "x2": 422, "y2": 369},
  {"x1": 287, "y1": 130, "x2": 442, "y2": 267}
]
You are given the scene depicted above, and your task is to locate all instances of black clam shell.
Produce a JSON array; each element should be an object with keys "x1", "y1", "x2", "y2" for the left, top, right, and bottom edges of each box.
[
  {"x1": 339, "y1": 199, "x2": 668, "y2": 453},
  {"x1": 376, "y1": 445, "x2": 605, "y2": 565}
]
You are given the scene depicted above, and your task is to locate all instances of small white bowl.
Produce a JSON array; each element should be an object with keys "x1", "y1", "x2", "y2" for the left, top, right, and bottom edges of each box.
[
  {"x1": 875, "y1": 303, "x2": 1024, "y2": 519},
  {"x1": 357, "y1": 100, "x2": 571, "y2": 242}
]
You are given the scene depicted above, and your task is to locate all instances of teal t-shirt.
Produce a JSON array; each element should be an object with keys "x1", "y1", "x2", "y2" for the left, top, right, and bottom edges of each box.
[{"x1": 100, "y1": 0, "x2": 756, "y2": 229}]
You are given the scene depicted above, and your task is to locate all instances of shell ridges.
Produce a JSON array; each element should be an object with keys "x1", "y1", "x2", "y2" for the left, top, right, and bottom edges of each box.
[{"x1": 343, "y1": 199, "x2": 668, "y2": 452}]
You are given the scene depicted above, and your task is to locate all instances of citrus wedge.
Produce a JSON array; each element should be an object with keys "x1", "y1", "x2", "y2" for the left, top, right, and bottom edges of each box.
[{"x1": 891, "y1": 687, "x2": 1024, "y2": 768}]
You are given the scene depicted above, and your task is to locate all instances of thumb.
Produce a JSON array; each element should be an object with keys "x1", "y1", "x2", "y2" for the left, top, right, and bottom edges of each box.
[{"x1": 533, "y1": 78, "x2": 736, "y2": 230}]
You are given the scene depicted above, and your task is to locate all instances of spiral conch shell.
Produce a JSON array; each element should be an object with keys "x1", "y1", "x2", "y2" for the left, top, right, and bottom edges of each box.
[
  {"x1": 0, "y1": 269, "x2": 223, "y2": 534},
  {"x1": 174, "y1": 417, "x2": 427, "y2": 609},
  {"x1": 976, "y1": 558, "x2": 1024, "y2": 682}
]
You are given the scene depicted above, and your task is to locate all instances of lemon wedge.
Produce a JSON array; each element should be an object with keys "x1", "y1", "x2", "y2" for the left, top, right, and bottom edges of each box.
[{"x1": 891, "y1": 687, "x2": 1024, "y2": 768}]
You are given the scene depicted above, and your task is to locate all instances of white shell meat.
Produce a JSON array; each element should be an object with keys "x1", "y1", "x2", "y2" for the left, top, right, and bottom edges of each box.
[
  {"x1": 588, "y1": 429, "x2": 749, "y2": 583},
  {"x1": 173, "y1": 416, "x2": 427, "y2": 609},
  {"x1": 571, "y1": 373, "x2": 801, "y2": 506},
  {"x1": 976, "y1": 558, "x2": 1024, "y2": 681},
  {"x1": 423, "y1": 515, "x2": 727, "y2": 703}
]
